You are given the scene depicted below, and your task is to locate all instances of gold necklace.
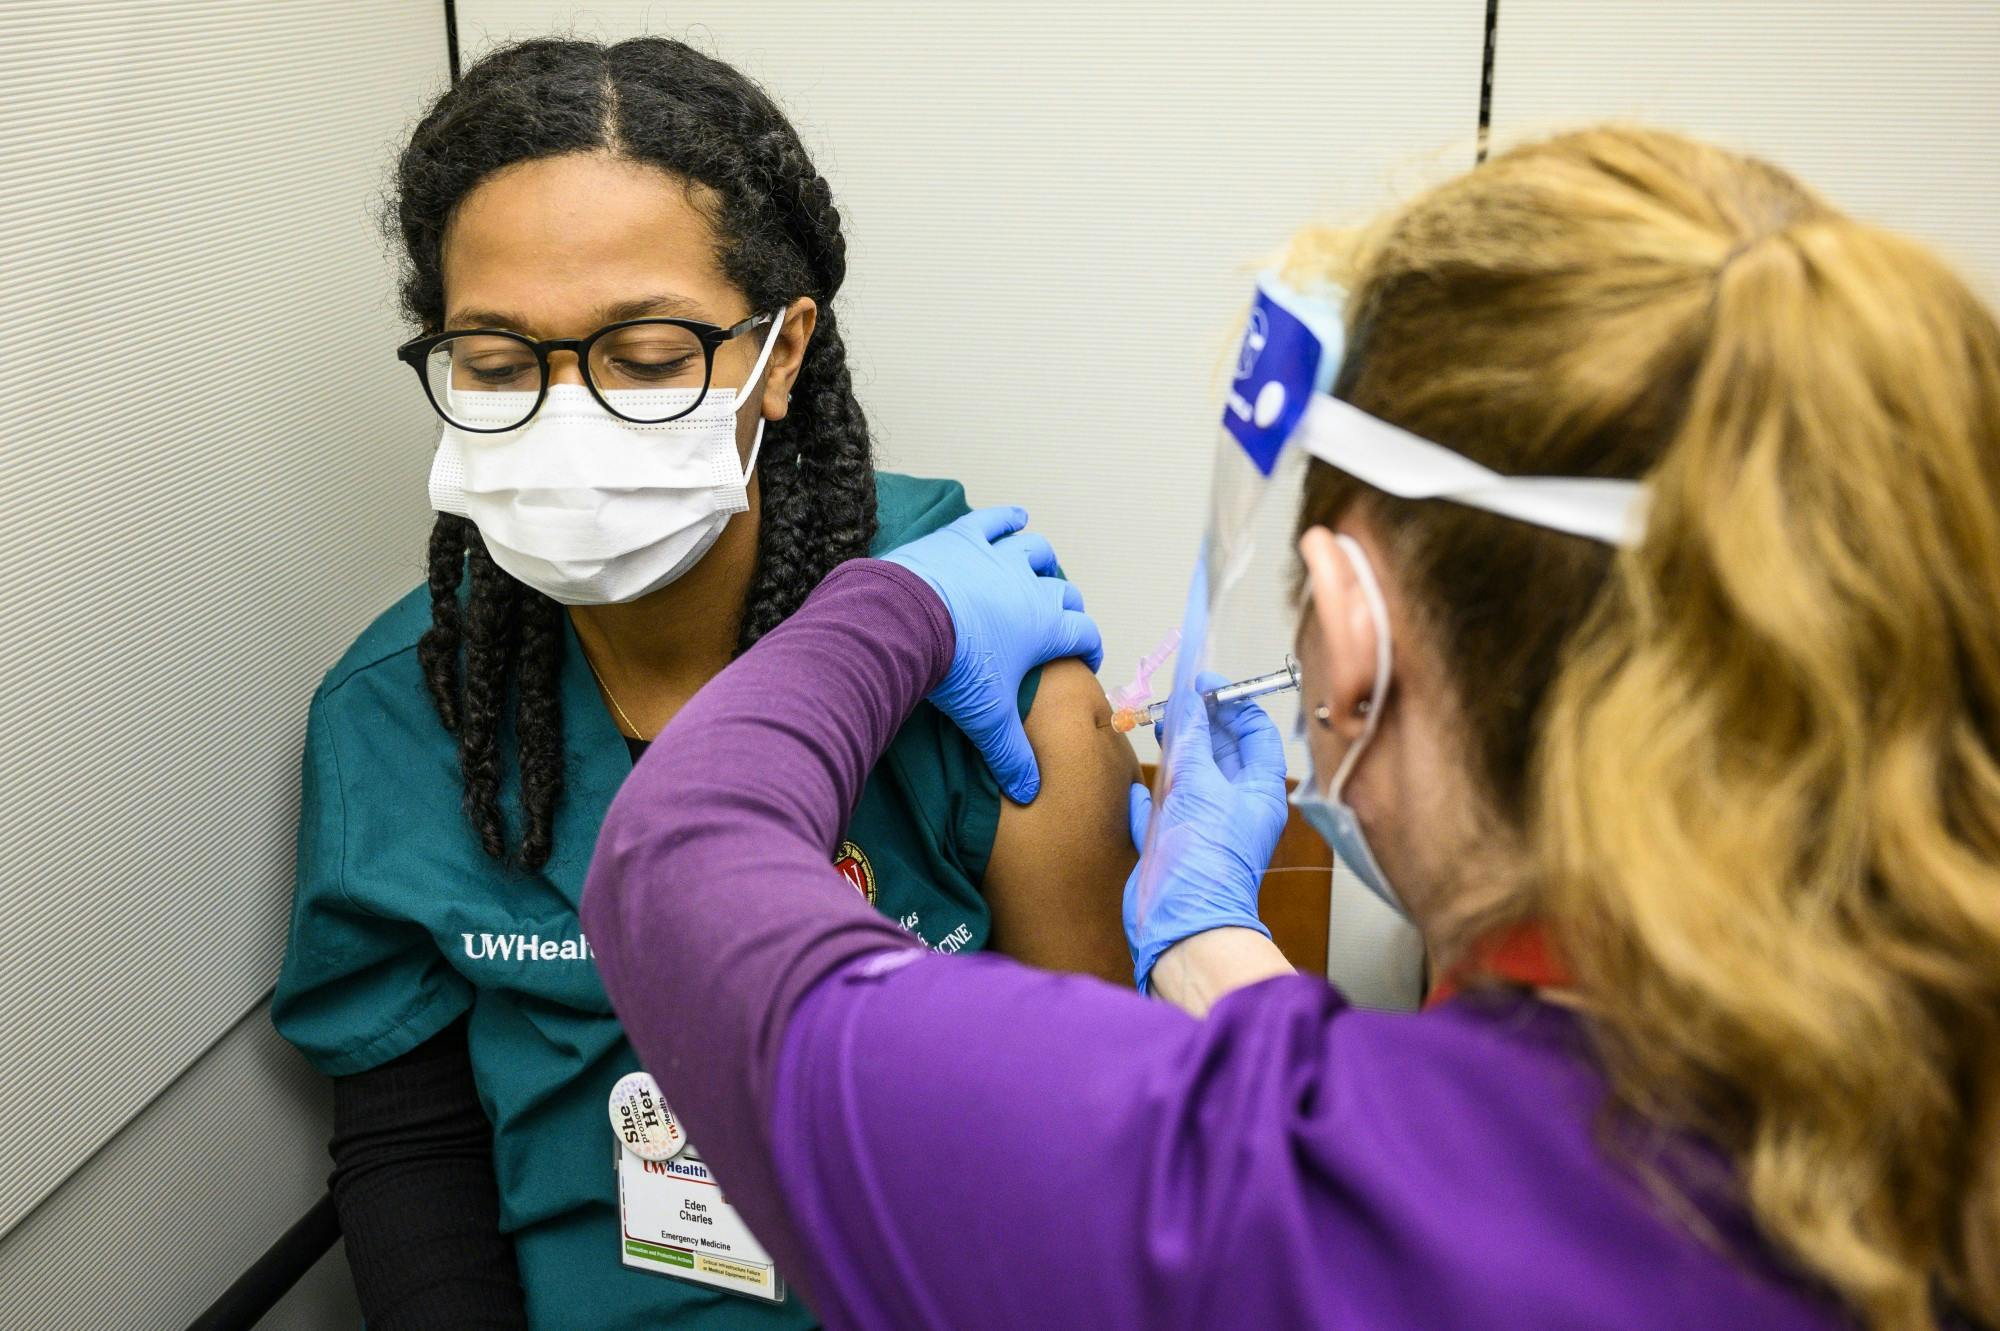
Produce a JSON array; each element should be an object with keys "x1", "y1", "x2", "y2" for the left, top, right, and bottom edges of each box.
[{"x1": 582, "y1": 653, "x2": 648, "y2": 740}]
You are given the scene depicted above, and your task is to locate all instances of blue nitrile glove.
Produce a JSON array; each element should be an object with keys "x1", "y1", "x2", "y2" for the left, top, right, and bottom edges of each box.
[
  {"x1": 883, "y1": 506, "x2": 1104, "y2": 803},
  {"x1": 1123, "y1": 670, "x2": 1290, "y2": 991}
]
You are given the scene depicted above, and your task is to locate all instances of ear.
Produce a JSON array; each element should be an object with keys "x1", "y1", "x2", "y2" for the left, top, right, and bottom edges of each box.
[
  {"x1": 1298, "y1": 526, "x2": 1380, "y2": 743},
  {"x1": 760, "y1": 295, "x2": 818, "y2": 423}
]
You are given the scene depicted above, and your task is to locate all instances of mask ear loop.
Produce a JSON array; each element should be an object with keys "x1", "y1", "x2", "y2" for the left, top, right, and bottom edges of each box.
[
  {"x1": 733, "y1": 308, "x2": 788, "y2": 484},
  {"x1": 1326, "y1": 533, "x2": 1393, "y2": 799}
]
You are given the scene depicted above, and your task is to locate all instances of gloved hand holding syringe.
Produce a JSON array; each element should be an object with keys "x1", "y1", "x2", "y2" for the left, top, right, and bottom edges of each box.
[{"x1": 1105, "y1": 628, "x2": 1302, "y2": 734}]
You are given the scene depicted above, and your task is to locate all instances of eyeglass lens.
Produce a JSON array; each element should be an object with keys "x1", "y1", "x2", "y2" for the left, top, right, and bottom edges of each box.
[{"x1": 424, "y1": 321, "x2": 712, "y2": 429}]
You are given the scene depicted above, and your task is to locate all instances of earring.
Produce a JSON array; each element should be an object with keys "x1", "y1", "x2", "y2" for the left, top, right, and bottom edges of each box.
[
  {"x1": 1312, "y1": 704, "x2": 1333, "y2": 728},
  {"x1": 1355, "y1": 698, "x2": 1373, "y2": 717}
]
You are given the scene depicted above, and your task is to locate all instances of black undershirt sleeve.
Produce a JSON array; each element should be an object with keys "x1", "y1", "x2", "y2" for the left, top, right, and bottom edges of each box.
[{"x1": 329, "y1": 1015, "x2": 529, "y2": 1330}]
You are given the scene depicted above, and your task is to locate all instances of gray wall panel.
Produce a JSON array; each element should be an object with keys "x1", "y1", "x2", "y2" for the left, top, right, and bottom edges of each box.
[
  {"x1": 0, "y1": 1003, "x2": 358, "y2": 1329},
  {"x1": 0, "y1": 1, "x2": 448, "y2": 1236}
]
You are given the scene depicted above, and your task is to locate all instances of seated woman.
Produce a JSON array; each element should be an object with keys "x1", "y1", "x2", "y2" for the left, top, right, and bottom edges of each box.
[{"x1": 270, "y1": 37, "x2": 1135, "y2": 1330}]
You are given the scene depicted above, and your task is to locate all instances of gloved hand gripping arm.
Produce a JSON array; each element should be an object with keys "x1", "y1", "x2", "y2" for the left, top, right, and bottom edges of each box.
[{"x1": 884, "y1": 507, "x2": 1104, "y2": 803}]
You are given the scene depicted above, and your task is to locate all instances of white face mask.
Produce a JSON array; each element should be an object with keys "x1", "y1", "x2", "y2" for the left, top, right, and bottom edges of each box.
[
  {"x1": 1289, "y1": 534, "x2": 1407, "y2": 918},
  {"x1": 426, "y1": 310, "x2": 785, "y2": 605}
]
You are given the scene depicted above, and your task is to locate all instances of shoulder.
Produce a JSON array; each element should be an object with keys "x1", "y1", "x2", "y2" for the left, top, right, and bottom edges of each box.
[
  {"x1": 1194, "y1": 981, "x2": 1614, "y2": 1181},
  {"x1": 305, "y1": 583, "x2": 454, "y2": 774},
  {"x1": 315, "y1": 582, "x2": 433, "y2": 703},
  {"x1": 294, "y1": 581, "x2": 479, "y2": 888},
  {"x1": 870, "y1": 471, "x2": 971, "y2": 553},
  {"x1": 1320, "y1": 991, "x2": 1609, "y2": 1137},
  {"x1": 1009, "y1": 659, "x2": 1134, "y2": 822},
  {"x1": 1245, "y1": 991, "x2": 1822, "y2": 1326},
  {"x1": 1021, "y1": 657, "x2": 1118, "y2": 736}
]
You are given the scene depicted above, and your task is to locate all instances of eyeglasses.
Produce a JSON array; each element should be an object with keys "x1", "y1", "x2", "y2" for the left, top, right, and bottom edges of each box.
[{"x1": 397, "y1": 313, "x2": 776, "y2": 433}]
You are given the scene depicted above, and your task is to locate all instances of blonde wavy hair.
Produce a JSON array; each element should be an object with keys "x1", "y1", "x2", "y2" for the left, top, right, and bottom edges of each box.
[{"x1": 1288, "y1": 126, "x2": 2000, "y2": 1330}]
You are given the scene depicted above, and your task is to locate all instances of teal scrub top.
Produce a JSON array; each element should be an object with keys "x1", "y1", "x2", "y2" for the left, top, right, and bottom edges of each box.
[{"x1": 273, "y1": 473, "x2": 1031, "y2": 1329}]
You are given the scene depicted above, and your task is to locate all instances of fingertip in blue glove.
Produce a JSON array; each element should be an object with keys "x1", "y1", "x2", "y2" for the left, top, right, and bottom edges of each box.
[
  {"x1": 883, "y1": 506, "x2": 1103, "y2": 804},
  {"x1": 1123, "y1": 670, "x2": 1291, "y2": 992}
]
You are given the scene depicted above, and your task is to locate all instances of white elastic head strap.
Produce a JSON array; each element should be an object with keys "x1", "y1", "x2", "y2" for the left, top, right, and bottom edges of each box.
[{"x1": 1295, "y1": 394, "x2": 1647, "y2": 547}]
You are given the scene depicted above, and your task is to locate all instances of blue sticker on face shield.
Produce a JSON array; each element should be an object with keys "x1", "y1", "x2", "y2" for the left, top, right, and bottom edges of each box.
[{"x1": 1222, "y1": 274, "x2": 1346, "y2": 475}]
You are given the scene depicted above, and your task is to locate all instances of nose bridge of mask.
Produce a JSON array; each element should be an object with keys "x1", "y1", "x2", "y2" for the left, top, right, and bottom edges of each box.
[
  {"x1": 448, "y1": 387, "x2": 748, "y2": 494},
  {"x1": 435, "y1": 306, "x2": 786, "y2": 500},
  {"x1": 426, "y1": 409, "x2": 744, "y2": 561}
]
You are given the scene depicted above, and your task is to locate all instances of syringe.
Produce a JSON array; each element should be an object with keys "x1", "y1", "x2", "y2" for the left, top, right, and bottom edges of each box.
[{"x1": 1109, "y1": 655, "x2": 1302, "y2": 734}]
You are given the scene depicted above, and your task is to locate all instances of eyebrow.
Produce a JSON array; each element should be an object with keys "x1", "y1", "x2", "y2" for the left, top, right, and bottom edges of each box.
[{"x1": 444, "y1": 292, "x2": 713, "y2": 333}]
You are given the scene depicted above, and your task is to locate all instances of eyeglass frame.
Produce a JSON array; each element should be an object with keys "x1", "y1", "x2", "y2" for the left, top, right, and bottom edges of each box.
[{"x1": 396, "y1": 311, "x2": 778, "y2": 433}]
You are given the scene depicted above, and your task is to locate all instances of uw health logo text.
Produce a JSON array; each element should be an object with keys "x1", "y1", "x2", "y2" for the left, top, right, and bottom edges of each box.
[{"x1": 462, "y1": 932, "x2": 594, "y2": 962}]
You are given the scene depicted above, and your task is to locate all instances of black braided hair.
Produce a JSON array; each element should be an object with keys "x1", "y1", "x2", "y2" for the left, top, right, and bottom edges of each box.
[{"x1": 398, "y1": 38, "x2": 878, "y2": 868}]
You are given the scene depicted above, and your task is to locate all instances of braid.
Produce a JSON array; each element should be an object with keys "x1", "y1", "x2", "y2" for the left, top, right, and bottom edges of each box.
[
  {"x1": 396, "y1": 36, "x2": 878, "y2": 862},
  {"x1": 738, "y1": 307, "x2": 877, "y2": 646},
  {"x1": 458, "y1": 536, "x2": 516, "y2": 860},
  {"x1": 701, "y1": 99, "x2": 877, "y2": 646},
  {"x1": 515, "y1": 590, "x2": 565, "y2": 868},
  {"x1": 416, "y1": 513, "x2": 470, "y2": 731}
]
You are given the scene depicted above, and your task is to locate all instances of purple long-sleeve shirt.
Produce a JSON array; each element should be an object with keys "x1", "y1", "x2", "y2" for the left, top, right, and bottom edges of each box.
[{"x1": 581, "y1": 560, "x2": 1851, "y2": 1330}]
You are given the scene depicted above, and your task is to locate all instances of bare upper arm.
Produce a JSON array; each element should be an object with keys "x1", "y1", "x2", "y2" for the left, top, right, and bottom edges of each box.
[{"x1": 982, "y1": 658, "x2": 1140, "y2": 984}]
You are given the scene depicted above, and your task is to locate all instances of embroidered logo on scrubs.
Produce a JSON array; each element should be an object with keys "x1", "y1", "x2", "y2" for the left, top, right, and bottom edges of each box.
[
  {"x1": 832, "y1": 841, "x2": 876, "y2": 904},
  {"x1": 461, "y1": 931, "x2": 593, "y2": 963}
]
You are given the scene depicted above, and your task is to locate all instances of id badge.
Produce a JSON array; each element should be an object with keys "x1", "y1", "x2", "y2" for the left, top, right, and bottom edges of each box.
[{"x1": 610, "y1": 1072, "x2": 785, "y2": 1303}]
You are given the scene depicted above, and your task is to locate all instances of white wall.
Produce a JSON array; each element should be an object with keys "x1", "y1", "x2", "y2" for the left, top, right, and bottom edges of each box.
[
  {"x1": 460, "y1": 1, "x2": 1493, "y2": 764},
  {"x1": 461, "y1": 0, "x2": 2000, "y2": 745},
  {"x1": 1491, "y1": 0, "x2": 2000, "y2": 298},
  {"x1": 0, "y1": 0, "x2": 445, "y2": 1320}
]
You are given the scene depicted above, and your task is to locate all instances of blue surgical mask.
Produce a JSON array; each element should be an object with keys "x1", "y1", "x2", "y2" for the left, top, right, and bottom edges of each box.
[{"x1": 1289, "y1": 534, "x2": 1409, "y2": 920}]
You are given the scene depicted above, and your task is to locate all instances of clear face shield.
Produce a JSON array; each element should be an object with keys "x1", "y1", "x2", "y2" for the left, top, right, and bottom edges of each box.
[{"x1": 1128, "y1": 272, "x2": 1645, "y2": 1008}]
